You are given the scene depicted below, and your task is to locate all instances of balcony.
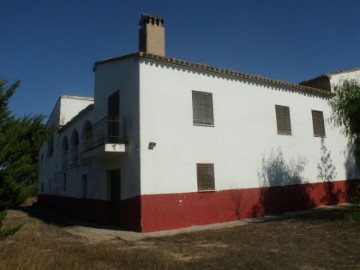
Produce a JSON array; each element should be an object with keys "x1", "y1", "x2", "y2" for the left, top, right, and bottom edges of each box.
[{"x1": 81, "y1": 116, "x2": 128, "y2": 160}]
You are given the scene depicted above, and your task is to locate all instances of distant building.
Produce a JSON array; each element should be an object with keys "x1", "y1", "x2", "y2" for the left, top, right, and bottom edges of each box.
[{"x1": 38, "y1": 14, "x2": 359, "y2": 232}]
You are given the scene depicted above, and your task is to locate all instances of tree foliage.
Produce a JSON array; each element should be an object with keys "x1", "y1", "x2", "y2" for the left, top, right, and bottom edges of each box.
[
  {"x1": 329, "y1": 80, "x2": 360, "y2": 171},
  {"x1": 0, "y1": 79, "x2": 49, "y2": 210}
]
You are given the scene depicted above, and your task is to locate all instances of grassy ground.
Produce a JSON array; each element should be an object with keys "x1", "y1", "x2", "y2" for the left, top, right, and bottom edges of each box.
[{"x1": 0, "y1": 205, "x2": 359, "y2": 270}]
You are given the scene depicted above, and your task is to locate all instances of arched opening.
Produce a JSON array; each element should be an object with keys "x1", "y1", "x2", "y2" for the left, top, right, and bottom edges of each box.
[
  {"x1": 71, "y1": 130, "x2": 79, "y2": 165},
  {"x1": 82, "y1": 120, "x2": 93, "y2": 151}
]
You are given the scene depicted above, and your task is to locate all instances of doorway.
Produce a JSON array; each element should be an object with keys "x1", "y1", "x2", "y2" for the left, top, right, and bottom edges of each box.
[{"x1": 109, "y1": 169, "x2": 121, "y2": 225}]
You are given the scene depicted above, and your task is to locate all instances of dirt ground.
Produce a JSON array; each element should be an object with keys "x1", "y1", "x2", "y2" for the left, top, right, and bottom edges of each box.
[{"x1": 0, "y1": 204, "x2": 360, "y2": 270}]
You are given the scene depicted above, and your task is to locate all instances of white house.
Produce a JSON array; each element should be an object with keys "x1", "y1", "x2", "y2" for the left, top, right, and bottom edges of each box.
[{"x1": 38, "y1": 14, "x2": 359, "y2": 232}]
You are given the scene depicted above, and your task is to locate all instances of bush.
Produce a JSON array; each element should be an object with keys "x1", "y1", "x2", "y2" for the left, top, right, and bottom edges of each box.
[
  {"x1": 0, "y1": 211, "x2": 6, "y2": 225},
  {"x1": 0, "y1": 223, "x2": 23, "y2": 238},
  {"x1": 0, "y1": 211, "x2": 24, "y2": 239},
  {"x1": 349, "y1": 183, "x2": 360, "y2": 206}
]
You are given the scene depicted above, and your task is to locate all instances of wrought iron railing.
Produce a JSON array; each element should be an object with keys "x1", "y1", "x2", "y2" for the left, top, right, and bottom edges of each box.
[{"x1": 83, "y1": 116, "x2": 127, "y2": 151}]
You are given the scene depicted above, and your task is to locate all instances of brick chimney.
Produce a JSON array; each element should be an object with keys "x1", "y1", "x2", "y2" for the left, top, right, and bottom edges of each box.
[{"x1": 139, "y1": 14, "x2": 165, "y2": 56}]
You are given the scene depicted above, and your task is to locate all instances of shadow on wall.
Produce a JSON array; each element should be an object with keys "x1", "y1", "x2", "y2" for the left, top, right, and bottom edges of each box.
[
  {"x1": 345, "y1": 144, "x2": 360, "y2": 199},
  {"x1": 252, "y1": 148, "x2": 314, "y2": 216},
  {"x1": 345, "y1": 144, "x2": 359, "y2": 180},
  {"x1": 317, "y1": 138, "x2": 340, "y2": 205},
  {"x1": 228, "y1": 188, "x2": 243, "y2": 220}
]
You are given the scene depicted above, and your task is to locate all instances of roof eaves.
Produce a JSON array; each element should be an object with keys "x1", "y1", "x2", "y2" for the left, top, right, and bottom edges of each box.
[
  {"x1": 93, "y1": 51, "x2": 334, "y2": 97},
  {"x1": 92, "y1": 53, "x2": 139, "y2": 71},
  {"x1": 138, "y1": 52, "x2": 334, "y2": 97},
  {"x1": 299, "y1": 67, "x2": 360, "y2": 85},
  {"x1": 299, "y1": 74, "x2": 330, "y2": 85},
  {"x1": 326, "y1": 67, "x2": 360, "y2": 76}
]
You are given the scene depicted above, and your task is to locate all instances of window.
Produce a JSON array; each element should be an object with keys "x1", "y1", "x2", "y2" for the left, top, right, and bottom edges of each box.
[
  {"x1": 47, "y1": 133, "x2": 54, "y2": 157},
  {"x1": 82, "y1": 121, "x2": 93, "y2": 151},
  {"x1": 275, "y1": 105, "x2": 292, "y2": 135},
  {"x1": 196, "y1": 163, "x2": 215, "y2": 191},
  {"x1": 192, "y1": 91, "x2": 214, "y2": 126},
  {"x1": 312, "y1": 110, "x2": 326, "y2": 137}
]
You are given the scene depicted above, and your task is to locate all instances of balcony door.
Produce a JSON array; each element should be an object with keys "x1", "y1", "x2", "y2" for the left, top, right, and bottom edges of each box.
[
  {"x1": 108, "y1": 90, "x2": 120, "y2": 142},
  {"x1": 108, "y1": 90, "x2": 119, "y2": 117}
]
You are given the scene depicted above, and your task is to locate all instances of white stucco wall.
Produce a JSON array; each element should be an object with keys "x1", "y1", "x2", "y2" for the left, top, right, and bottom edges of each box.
[
  {"x1": 330, "y1": 70, "x2": 360, "y2": 90},
  {"x1": 39, "y1": 59, "x2": 141, "y2": 201},
  {"x1": 39, "y1": 96, "x2": 93, "y2": 196},
  {"x1": 139, "y1": 60, "x2": 354, "y2": 195},
  {"x1": 92, "y1": 58, "x2": 141, "y2": 200},
  {"x1": 39, "y1": 57, "x2": 358, "y2": 201},
  {"x1": 59, "y1": 96, "x2": 94, "y2": 126}
]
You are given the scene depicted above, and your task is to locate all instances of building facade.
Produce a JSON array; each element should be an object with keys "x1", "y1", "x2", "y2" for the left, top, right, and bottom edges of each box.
[{"x1": 38, "y1": 15, "x2": 359, "y2": 232}]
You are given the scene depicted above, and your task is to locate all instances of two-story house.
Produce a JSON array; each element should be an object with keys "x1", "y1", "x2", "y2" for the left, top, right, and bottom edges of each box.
[{"x1": 38, "y1": 14, "x2": 359, "y2": 232}]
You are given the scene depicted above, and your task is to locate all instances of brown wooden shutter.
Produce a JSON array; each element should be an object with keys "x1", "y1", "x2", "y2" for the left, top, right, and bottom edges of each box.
[
  {"x1": 312, "y1": 110, "x2": 326, "y2": 137},
  {"x1": 192, "y1": 91, "x2": 214, "y2": 125},
  {"x1": 197, "y1": 164, "x2": 215, "y2": 191},
  {"x1": 275, "y1": 105, "x2": 292, "y2": 135}
]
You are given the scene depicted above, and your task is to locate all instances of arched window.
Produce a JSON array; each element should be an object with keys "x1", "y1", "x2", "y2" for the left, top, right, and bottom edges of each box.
[
  {"x1": 71, "y1": 130, "x2": 79, "y2": 165},
  {"x1": 82, "y1": 121, "x2": 93, "y2": 151}
]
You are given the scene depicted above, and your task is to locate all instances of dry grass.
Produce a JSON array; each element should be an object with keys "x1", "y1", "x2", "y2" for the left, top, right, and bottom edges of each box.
[{"x1": 1, "y1": 206, "x2": 360, "y2": 270}]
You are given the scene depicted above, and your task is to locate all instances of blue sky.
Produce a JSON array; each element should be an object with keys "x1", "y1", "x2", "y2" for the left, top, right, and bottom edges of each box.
[{"x1": 1, "y1": 0, "x2": 359, "y2": 118}]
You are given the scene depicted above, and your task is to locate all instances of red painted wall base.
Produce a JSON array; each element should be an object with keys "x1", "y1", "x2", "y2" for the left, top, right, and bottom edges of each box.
[
  {"x1": 38, "y1": 179, "x2": 359, "y2": 233},
  {"x1": 140, "y1": 179, "x2": 359, "y2": 232}
]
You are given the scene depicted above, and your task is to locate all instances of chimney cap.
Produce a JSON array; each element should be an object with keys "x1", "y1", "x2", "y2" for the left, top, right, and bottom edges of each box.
[{"x1": 139, "y1": 14, "x2": 165, "y2": 26}]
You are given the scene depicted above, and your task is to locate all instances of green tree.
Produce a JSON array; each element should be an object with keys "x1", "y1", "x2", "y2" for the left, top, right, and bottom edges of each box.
[
  {"x1": 0, "y1": 79, "x2": 49, "y2": 210},
  {"x1": 329, "y1": 79, "x2": 360, "y2": 171}
]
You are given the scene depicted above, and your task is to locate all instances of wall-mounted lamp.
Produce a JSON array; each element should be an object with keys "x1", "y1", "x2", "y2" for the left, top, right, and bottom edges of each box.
[{"x1": 148, "y1": 142, "x2": 156, "y2": 150}]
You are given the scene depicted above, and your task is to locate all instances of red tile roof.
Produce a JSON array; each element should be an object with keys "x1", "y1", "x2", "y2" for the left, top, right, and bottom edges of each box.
[{"x1": 93, "y1": 52, "x2": 334, "y2": 97}]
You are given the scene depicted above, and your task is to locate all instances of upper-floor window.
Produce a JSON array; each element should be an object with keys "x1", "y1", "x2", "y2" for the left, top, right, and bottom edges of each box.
[
  {"x1": 192, "y1": 91, "x2": 214, "y2": 126},
  {"x1": 196, "y1": 163, "x2": 215, "y2": 192},
  {"x1": 275, "y1": 105, "x2": 292, "y2": 135},
  {"x1": 312, "y1": 110, "x2": 326, "y2": 137}
]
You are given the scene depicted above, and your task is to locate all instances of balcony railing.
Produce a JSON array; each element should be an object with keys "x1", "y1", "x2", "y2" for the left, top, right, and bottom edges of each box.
[{"x1": 83, "y1": 116, "x2": 127, "y2": 152}]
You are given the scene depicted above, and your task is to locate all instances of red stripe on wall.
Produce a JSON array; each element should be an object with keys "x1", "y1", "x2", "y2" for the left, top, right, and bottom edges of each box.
[
  {"x1": 38, "y1": 179, "x2": 359, "y2": 233},
  {"x1": 140, "y1": 179, "x2": 359, "y2": 232}
]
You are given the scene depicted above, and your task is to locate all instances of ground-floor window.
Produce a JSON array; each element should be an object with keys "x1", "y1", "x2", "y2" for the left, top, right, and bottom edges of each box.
[{"x1": 196, "y1": 163, "x2": 215, "y2": 191}]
